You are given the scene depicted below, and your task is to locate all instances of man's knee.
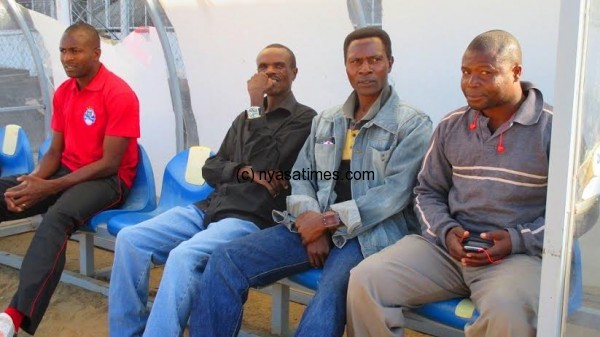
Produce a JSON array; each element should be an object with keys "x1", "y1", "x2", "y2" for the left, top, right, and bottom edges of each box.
[
  {"x1": 167, "y1": 242, "x2": 209, "y2": 271},
  {"x1": 470, "y1": 300, "x2": 536, "y2": 337},
  {"x1": 36, "y1": 208, "x2": 77, "y2": 234},
  {"x1": 207, "y1": 244, "x2": 234, "y2": 271},
  {"x1": 115, "y1": 225, "x2": 141, "y2": 250},
  {"x1": 477, "y1": 289, "x2": 538, "y2": 324},
  {"x1": 348, "y1": 259, "x2": 382, "y2": 301}
]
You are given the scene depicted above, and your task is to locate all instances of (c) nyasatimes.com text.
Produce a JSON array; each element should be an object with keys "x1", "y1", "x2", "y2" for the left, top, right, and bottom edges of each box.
[{"x1": 237, "y1": 168, "x2": 375, "y2": 183}]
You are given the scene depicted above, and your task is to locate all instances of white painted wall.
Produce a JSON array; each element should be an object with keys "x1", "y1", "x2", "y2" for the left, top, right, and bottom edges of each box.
[
  {"x1": 161, "y1": 0, "x2": 353, "y2": 151},
  {"x1": 386, "y1": 0, "x2": 560, "y2": 122},
  {"x1": 162, "y1": 0, "x2": 560, "y2": 151}
]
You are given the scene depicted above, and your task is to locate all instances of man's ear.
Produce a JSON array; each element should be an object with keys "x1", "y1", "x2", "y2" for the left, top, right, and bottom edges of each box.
[
  {"x1": 94, "y1": 47, "x2": 101, "y2": 61},
  {"x1": 388, "y1": 56, "x2": 394, "y2": 73},
  {"x1": 292, "y1": 67, "x2": 298, "y2": 81},
  {"x1": 512, "y1": 64, "x2": 522, "y2": 81}
]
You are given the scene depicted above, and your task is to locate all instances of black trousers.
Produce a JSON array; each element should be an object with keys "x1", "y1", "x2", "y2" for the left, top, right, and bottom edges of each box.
[{"x1": 0, "y1": 166, "x2": 128, "y2": 334}]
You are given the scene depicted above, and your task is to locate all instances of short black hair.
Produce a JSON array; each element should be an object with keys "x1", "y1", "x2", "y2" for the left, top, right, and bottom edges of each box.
[
  {"x1": 64, "y1": 22, "x2": 100, "y2": 48},
  {"x1": 467, "y1": 30, "x2": 522, "y2": 65},
  {"x1": 343, "y1": 26, "x2": 392, "y2": 61},
  {"x1": 263, "y1": 43, "x2": 297, "y2": 69}
]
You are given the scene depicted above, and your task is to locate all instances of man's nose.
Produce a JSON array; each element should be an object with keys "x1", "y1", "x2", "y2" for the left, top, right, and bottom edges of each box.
[
  {"x1": 265, "y1": 65, "x2": 276, "y2": 75},
  {"x1": 358, "y1": 60, "x2": 373, "y2": 74},
  {"x1": 466, "y1": 74, "x2": 481, "y2": 86}
]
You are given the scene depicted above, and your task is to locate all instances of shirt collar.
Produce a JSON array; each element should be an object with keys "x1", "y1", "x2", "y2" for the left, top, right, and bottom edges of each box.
[
  {"x1": 513, "y1": 86, "x2": 543, "y2": 126},
  {"x1": 341, "y1": 85, "x2": 392, "y2": 121},
  {"x1": 68, "y1": 63, "x2": 107, "y2": 93},
  {"x1": 263, "y1": 91, "x2": 298, "y2": 114}
]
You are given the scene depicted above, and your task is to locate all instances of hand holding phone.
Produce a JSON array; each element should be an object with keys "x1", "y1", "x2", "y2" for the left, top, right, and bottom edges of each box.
[{"x1": 462, "y1": 235, "x2": 494, "y2": 252}]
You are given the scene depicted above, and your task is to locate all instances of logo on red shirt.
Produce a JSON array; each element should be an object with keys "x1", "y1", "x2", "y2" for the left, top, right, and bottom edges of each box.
[{"x1": 83, "y1": 107, "x2": 96, "y2": 126}]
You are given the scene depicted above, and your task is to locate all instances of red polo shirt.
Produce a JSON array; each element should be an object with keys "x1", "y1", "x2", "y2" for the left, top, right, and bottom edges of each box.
[{"x1": 51, "y1": 64, "x2": 140, "y2": 187}]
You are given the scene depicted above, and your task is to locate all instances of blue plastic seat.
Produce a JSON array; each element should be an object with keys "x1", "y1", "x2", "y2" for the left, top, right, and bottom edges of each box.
[
  {"x1": 81, "y1": 144, "x2": 157, "y2": 232},
  {"x1": 37, "y1": 136, "x2": 51, "y2": 161},
  {"x1": 288, "y1": 268, "x2": 322, "y2": 290},
  {"x1": 37, "y1": 139, "x2": 157, "y2": 232},
  {"x1": 0, "y1": 124, "x2": 34, "y2": 177},
  {"x1": 107, "y1": 146, "x2": 214, "y2": 236}
]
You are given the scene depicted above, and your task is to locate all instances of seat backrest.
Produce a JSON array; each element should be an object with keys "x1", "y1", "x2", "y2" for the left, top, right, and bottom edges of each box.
[
  {"x1": 0, "y1": 124, "x2": 34, "y2": 177},
  {"x1": 38, "y1": 139, "x2": 155, "y2": 212},
  {"x1": 119, "y1": 144, "x2": 157, "y2": 212},
  {"x1": 157, "y1": 146, "x2": 214, "y2": 210},
  {"x1": 39, "y1": 139, "x2": 156, "y2": 213},
  {"x1": 568, "y1": 239, "x2": 583, "y2": 314},
  {"x1": 85, "y1": 143, "x2": 158, "y2": 231},
  {"x1": 38, "y1": 136, "x2": 51, "y2": 161}
]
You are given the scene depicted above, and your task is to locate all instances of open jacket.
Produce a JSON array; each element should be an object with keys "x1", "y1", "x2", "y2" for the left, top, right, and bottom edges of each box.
[{"x1": 276, "y1": 88, "x2": 432, "y2": 257}]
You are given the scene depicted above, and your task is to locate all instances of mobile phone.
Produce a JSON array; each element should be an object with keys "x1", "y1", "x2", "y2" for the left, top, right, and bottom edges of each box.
[{"x1": 463, "y1": 235, "x2": 493, "y2": 252}]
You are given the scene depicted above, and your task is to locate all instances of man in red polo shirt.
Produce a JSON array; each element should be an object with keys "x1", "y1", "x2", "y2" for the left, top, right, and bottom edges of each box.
[{"x1": 0, "y1": 22, "x2": 139, "y2": 336}]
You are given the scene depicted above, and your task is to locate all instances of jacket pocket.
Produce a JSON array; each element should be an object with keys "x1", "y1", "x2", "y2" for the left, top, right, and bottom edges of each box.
[
  {"x1": 314, "y1": 143, "x2": 336, "y2": 174},
  {"x1": 367, "y1": 146, "x2": 390, "y2": 186}
]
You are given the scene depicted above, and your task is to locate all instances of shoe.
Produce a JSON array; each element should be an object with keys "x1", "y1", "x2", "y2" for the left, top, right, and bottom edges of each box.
[{"x1": 0, "y1": 313, "x2": 15, "y2": 337}]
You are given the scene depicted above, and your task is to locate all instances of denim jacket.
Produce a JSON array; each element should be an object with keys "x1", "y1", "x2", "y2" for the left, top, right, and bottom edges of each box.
[{"x1": 274, "y1": 87, "x2": 432, "y2": 257}]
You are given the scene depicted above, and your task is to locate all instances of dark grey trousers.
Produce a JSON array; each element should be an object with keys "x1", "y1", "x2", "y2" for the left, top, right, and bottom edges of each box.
[{"x1": 0, "y1": 167, "x2": 128, "y2": 334}]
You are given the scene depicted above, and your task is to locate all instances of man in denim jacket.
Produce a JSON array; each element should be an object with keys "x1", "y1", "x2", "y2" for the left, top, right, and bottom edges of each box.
[{"x1": 189, "y1": 27, "x2": 432, "y2": 337}]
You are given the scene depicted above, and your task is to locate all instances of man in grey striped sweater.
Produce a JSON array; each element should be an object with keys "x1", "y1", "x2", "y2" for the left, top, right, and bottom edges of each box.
[{"x1": 346, "y1": 30, "x2": 551, "y2": 337}]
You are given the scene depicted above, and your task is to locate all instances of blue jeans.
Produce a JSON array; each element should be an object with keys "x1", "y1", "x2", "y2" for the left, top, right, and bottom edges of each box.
[
  {"x1": 108, "y1": 205, "x2": 259, "y2": 337},
  {"x1": 189, "y1": 224, "x2": 364, "y2": 337}
]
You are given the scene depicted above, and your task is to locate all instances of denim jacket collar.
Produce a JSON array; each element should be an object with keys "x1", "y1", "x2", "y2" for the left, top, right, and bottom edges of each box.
[
  {"x1": 341, "y1": 85, "x2": 392, "y2": 122},
  {"x1": 325, "y1": 86, "x2": 402, "y2": 135}
]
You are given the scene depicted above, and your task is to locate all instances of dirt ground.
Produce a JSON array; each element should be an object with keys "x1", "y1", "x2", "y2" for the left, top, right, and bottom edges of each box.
[{"x1": 0, "y1": 231, "x2": 428, "y2": 337}]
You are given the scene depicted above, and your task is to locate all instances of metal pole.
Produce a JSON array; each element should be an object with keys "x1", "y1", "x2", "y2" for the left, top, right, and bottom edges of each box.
[
  {"x1": 145, "y1": 0, "x2": 184, "y2": 152},
  {"x1": 86, "y1": 0, "x2": 92, "y2": 24},
  {"x1": 537, "y1": 0, "x2": 588, "y2": 336},
  {"x1": 120, "y1": 0, "x2": 130, "y2": 39},
  {"x1": 348, "y1": 0, "x2": 367, "y2": 28},
  {"x1": 104, "y1": 0, "x2": 109, "y2": 31},
  {"x1": 5, "y1": 0, "x2": 54, "y2": 138},
  {"x1": 56, "y1": 0, "x2": 71, "y2": 26}
]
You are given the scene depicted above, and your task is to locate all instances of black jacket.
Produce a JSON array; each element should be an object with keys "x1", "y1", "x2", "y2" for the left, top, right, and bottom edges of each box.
[{"x1": 196, "y1": 93, "x2": 316, "y2": 228}]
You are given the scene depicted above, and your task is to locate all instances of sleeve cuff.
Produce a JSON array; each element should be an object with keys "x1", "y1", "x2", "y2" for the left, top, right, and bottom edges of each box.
[
  {"x1": 330, "y1": 199, "x2": 362, "y2": 234},
  {"x1": 437, "y1": 223, "x2": 459, "y2": 250},
  {"x1": 272, "y1": 210, "x2": 297, "y2": 232},
  {"x1": 507, "y1": 227, "x2": 526, "y2": 254},
  {"x1": 222, "y1": 162, "x2": 242, "y2": 182},
  {"x1": 286, "y1": 194, "x2": 321, "y2": 217}
]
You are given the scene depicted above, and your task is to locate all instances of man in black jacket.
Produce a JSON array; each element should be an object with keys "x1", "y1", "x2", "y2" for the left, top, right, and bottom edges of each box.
[{"x1": 108, "y1": 44, "x2": 316, "y2": 337}]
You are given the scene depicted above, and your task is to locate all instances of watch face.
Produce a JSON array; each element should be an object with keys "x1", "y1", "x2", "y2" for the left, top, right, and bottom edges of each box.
[
  {"x1": 323, "y1": 212, "x2": 340, "y2": 227},
  {"x1": 247, "y1": 107, "x2": 261, "y2": 119}
]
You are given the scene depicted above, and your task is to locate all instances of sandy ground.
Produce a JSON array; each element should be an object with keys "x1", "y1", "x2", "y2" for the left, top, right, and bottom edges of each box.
[{"x1": 0, "y1": 231, "x2": 428, "y2": 337}]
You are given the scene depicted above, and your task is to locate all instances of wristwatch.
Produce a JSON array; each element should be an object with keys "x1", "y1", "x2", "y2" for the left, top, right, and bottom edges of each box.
[
  {"x1": 322, "y1": 210, "x2": 341, "y2": 231},
  {"x1": 246, "y1": 106, "x2": 263, "y2": 119}
]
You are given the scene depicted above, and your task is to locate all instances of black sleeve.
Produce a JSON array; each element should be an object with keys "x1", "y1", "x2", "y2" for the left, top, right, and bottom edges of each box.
[
  {"x1": 202, "y1": 115, "x2": 245, "y2": 187},
  {"x1": 246, "y1": 106, "x2": 317, "y2": 172}
]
